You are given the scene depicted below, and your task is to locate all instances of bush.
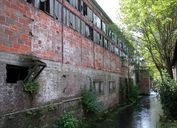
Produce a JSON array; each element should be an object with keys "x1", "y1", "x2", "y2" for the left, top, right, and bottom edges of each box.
[
  {"x1": 53, "y1": 112, "x2": 80, "y2": 128},
  {"x1": 159, "y1": 74, "x2": 177, "y2": 119},
  {"x1": 81, "y1": 89, "x2": 102, "y2": 115},
  {"x1": 129, "y1": 84, "x2": 140, "y2": 102}
]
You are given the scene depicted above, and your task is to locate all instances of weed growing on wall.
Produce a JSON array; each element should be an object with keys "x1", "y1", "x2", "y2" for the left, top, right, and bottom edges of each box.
[{"x1": 24, "y1": 81, "x2": 39, "y2": 94}]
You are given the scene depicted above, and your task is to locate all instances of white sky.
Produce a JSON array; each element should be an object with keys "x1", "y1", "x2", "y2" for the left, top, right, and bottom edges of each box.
[{"x1": 95, "y1": 0, "x2": 121, "y2": 23}]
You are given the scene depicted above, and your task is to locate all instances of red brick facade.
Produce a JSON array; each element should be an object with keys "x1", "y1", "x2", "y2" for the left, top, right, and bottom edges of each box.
[{"x1": 0, "y1": 0, "x2": 129, "y2": 74}]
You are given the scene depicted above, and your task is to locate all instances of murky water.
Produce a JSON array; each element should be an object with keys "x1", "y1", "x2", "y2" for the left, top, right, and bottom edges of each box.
[{"x1": 89, "y1": 92, "x2": 162, "y2": 128}]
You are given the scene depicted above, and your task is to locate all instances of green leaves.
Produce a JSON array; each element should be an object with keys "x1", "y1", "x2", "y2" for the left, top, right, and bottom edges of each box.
[
  {"x1": 159, "y1": 73, "x2": 177, "y2": 119},
  {"x1": 53, "y1": 112, "x2": 80, "y2": 128},
  {"x1": 81, "y1": 89, "x2": 102, "y2": 114},
  {"x1": 120, "y1": 0, "x2": 177, "y2": 79},
  {"x1": 24, "y1": 81, "x2": 39, "y2": 94}
]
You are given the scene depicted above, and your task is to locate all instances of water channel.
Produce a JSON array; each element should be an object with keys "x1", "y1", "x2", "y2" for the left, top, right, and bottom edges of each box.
[{"x1": 89, "y1": 92, "x2": 163, "y2": 128}]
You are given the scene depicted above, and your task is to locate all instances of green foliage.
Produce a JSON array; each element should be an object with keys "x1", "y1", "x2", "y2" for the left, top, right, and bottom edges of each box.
[
  {"x1": 129, "y1": 84, "x2": 140, "y2": 102},
  {"x1": 81, "y1": 89, "x2": 102, "y2": 114},
  {"x1": 120, "y1": 0, "x2": 177, "y2": 78},
  {"x1": 53, "y1": 112, "x2": 80, "y2": 128},
  {"x1": 158, "y1": 116, "x2": 177, "y2": 128},
  {"x1": 24, "y1": 81, "x2": 39, "y2": 94},
  {"x1": 159, "y1": 73, "x2": 177, "y2": 119}
]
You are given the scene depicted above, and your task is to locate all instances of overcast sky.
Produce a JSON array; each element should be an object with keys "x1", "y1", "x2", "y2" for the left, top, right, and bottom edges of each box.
[{"x1": 95, "y1": 0, "x2": 121, "y2": 23}]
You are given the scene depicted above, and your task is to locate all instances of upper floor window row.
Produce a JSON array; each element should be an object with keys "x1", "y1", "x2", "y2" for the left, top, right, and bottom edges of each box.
[{"x1": 24, "y1": 0, "x2": 129, "y2": 58}]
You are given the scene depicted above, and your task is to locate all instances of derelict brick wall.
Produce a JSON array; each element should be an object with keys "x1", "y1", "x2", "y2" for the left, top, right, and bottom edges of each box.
[{"x1": 0, "y1": 0, "x2": 129, "y2": 126}]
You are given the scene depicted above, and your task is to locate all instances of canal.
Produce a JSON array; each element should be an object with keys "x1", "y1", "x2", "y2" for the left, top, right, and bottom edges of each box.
[{"x1": 89, "y1": 92, "x2": 162, "y2": 128}]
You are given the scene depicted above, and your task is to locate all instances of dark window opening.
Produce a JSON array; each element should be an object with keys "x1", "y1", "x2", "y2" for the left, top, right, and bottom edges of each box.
[
  {"x1": 78, "y1": 0, "x2": 83, "y2": 12},
  {"x1": 6, "y1": 65, "x2": 28, "y2": 83},
  {"x1": 26, "y1": 0, "x2": 33, "y2": 3},
  {"x1": 85, "y1": 25, "x2": 93, "y2": 40},
  {"x1": 83, "y1": 2, "x2": 87, "y2": 16},
  {"x1": 40, "y1": 0, "x2": 50, "y2": 14}
]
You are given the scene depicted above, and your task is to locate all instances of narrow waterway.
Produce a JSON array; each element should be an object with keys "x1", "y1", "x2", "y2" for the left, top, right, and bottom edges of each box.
[{"x1": 89, "y1": 92, "x2": 162, "y2": 128}]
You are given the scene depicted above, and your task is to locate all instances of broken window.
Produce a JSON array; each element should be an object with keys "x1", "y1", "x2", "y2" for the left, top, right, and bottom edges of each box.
[
  {"x1": 54, "y1": 0, "x2": 62, "y2": 22},
  {"x1": 75, "y1": 16, "x2": 81, "y2": 32},
  {"x1": 6, "y1": 65, "x2": 28, "y2": 83},
  {"x1": 85, "y1": 25, "x2": 93, "y2": 40},
  {"x1": 69, "y1": 12, "x2": 76, "y2": 29}
]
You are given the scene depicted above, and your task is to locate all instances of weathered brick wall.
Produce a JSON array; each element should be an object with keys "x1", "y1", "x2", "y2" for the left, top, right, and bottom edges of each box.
[{"x1": 0, "y1": 0, "x2": 129, "y2": 127}]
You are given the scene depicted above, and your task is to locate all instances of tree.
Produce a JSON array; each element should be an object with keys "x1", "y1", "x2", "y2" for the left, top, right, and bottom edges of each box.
[{"x1": 120, "y1": 0, "x2": 177, "y2": 79}]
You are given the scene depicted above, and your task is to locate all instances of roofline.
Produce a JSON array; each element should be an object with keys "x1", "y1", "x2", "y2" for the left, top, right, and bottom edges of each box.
[{"x1": 92, "y1": 0, "x2": 113, "y2": 23}]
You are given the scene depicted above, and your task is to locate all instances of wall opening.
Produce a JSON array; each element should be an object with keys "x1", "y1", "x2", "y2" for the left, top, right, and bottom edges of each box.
[
  {"x1": 40, "y1": 0, "x2": 50, "y2": 14},
  {"x1": 6, "y1": 65, "x2": 28, "y2": 83}
]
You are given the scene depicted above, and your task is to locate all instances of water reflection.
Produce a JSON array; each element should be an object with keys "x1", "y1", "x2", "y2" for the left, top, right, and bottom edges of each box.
[{"x1": 90, "y1": 92, "x2": 162, "y2": 128}]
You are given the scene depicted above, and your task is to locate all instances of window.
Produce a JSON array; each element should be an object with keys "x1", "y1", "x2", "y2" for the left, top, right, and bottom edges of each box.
[
  {"x1": 64, "y1": 8, "x2": 69, "y2": 26},
  {"x1": 6, "y1": 65, "x2": 28, "y2": 83},
  {"x1": 104, "y1": 38, "x2": 108, "y2": 48},
  {"x1": 69, "y1": 12, "x2": 76, "y2": 29},
  {"x1": 87, "y1": 7, "x2": 93, "y2": 22},
  {"x1": 112, "y1": 33, "x2": 117, "y2": 44},
  {"x1": 81, "y1": 20, "x2": 85, "y2": 36},
  {"x1": 93, "y1": 81, "x2": 104, "y2": 95},
  {"x1": 83, "y1": 2, "x2": 87, "y2": 16},
  {"x1": 93, "y1": 13, "x2": 101, "y2": 29},
  {"x1": 102, "y1": 21, "x2": 106, "y2": 33},
  {"x1": 94, "y1": 30, "x2": 99, "y2": 44},
  {"x1": 40, "y1": 0, "x2": 50, "y2": 14},
  {"x1": 85, "y1": 25, "x2": 93, "y2": 40},
  {"x1": 99, "y1": 34, "x2": 103, "y2": 46},
  {"x1": 54, "y1": 0, "x2": 62, "y2": 22},
  {"x1": 75, "y1": 16, "x2": 81, "y2": 32},
  {"x1": 109, "y1": 81, "x2": 116, "y2": 93},
  {"x1": 78, "y1": 0, "x2": 83, "y2": 12}
]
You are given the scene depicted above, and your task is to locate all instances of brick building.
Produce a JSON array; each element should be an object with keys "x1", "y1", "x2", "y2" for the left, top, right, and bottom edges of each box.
[
  {"x1": 173, "y1": 41, "x2": 177, "y2": 80},
  {"x1": 0, "y1": 0, "x2": 134, "y2": 127}
]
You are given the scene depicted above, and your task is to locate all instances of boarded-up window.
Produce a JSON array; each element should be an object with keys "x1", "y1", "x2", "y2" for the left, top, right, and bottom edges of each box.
[{"x1": 54, "y1": 0, "x2": 62, "y2": 22}]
